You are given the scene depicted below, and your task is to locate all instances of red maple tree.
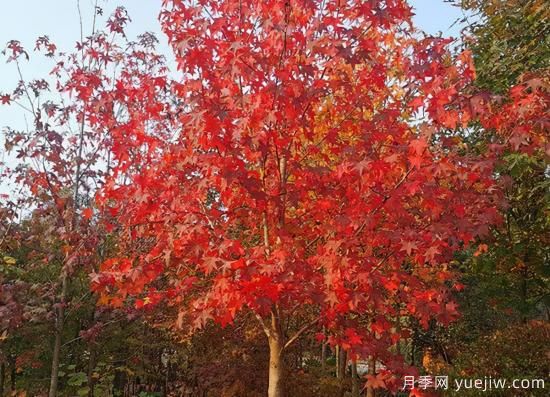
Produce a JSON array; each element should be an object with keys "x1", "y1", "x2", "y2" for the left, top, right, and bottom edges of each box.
[
  {"x1": 88, "y1": 1, "x2": 536, "y2": 395},
  {"x1": 0, "y1": 7, "x2": 172, "y2": 396}
]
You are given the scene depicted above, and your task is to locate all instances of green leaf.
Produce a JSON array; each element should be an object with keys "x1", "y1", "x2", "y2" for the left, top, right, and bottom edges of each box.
[{"x1": 68, "y1": 372, "x2": 87, "y2": 387}]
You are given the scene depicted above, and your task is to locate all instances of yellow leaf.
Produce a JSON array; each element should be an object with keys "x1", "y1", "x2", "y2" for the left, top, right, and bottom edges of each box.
[{"x1": 3, "y1": 256, "x2": 16, "y2": 265}]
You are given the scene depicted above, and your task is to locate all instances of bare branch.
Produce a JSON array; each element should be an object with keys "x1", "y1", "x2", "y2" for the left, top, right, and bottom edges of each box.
[{"x1": 283, "y1": 317, "x2": 320, "y2": 351}]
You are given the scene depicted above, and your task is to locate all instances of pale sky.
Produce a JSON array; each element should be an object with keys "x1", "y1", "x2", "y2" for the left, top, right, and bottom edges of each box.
[
  {"x1": 0, "y1": 0, "x2": 470, "y2": 195},
  {"x1": 0, "y1": 0, "x2": 469, "y2": 124}
]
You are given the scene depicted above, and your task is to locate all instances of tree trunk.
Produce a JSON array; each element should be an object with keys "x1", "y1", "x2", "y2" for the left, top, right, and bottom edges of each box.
[
  {"x1": 366, "y1": 356, "x2": 376, "y2": 397},
  {"x1": 49, "y1": 273, "x2": 67, "y2": 397},
  {"x1": 521, "y1": 257, "x2": 529, "y2": 323},
  {"x1": 87, "y1": 342, "x2": 97, "y2": 397},
  {"x1": 10, "y1": 357, "x2": 15, "y2": 391},
  {"x1": 337, "y1": 347, "x2": 347, "y2": 397},
  {"x1": 0, "y1": 361, "x2": 5, "y2": 396},
  {"x1": 335, "y1": 345, "x2": 339, "y2": 377},
  {"x1": 410, "y1": 335, "x2": 416, "y2": 366},
  {"x1": 321, "y1": 341, "x2": 327, "y2": 371},
  {"x1": 268, "y1": 332, "x2": 284, "y2": 397},
  {"x1": 337, "y1": 347, "x2": 347, "y2": 378},
  {"x1": 351, "y1": 360, "x2": 360, "y2": 397},
  {"x1": 113, "y1": 360, "x2": 127, "y2": 396}
]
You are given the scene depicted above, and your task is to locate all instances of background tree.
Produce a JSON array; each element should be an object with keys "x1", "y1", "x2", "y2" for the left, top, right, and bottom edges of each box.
[
  {"x1": 409, "y1": 1, "x2": 550, "y2": 392},
  {"x1": 0, "y1": 5, "x2": 173, "y2": 396},
  {"x1": 457, "y1": 0, "x2": 549, "y2": 93}
]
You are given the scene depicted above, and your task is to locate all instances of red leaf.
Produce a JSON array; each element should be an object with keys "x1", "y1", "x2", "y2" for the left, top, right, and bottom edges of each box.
[{"x1": 82, "y1": 207, "x2": 93, "y2": 220}]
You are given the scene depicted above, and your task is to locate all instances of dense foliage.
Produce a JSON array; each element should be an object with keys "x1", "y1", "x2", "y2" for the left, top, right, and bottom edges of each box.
[{"x1": 0, "y1": 1, "x2": 547, "y2": 396}]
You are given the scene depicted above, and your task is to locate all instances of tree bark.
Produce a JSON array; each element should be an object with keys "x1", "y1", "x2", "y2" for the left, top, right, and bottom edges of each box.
[
  {"x1": 337, "y1": 347, "x2": 347, "y2": 397},
  {"x1": 113, "y1": 359, "x2": 127, "y2": 396},
  {"x1": 335, "y1": 345, "x2": 339, "y2": 377},
  {"x1": 9, "y1": 356, "x2": 15, "y2": 391},
  {"x1": 366, "y1": 356, "x2": 376, "y2": 397},
  {"x1": 320, "y1": 341, "x2": 327, "y2": 371},
  {"x1": 49, "y1": 274, "x2": 67, "y2": 397},
  {"x1": 351, "y1": 360, "x2": 360, "y2": 397},
  {"x1": 268, "y1": 332, "x2": 284, "y2": 397},
  {"x1": 257, "y1": 308, "x2": 287, "y2": 397},
  {"x1": 0, "y1": 361, "x2": 5, "y2": 396},
  {"x1": 87, "y1": 342, "x2": 97, "y2": 397},
  {"x1": 521, "y1": 255, "x2": 529, "y2": 323},
  {"x1": 337, "y1": 347, "x2": 347, "y2": 378}
]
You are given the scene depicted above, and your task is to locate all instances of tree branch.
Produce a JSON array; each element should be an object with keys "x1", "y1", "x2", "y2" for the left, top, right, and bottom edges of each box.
[
  {"x1": 254, "y1": 312, "x2": 271, "y2": 337},
  {"x1": 283, "y1": 317, "x2": 320, "y2": 351}
]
